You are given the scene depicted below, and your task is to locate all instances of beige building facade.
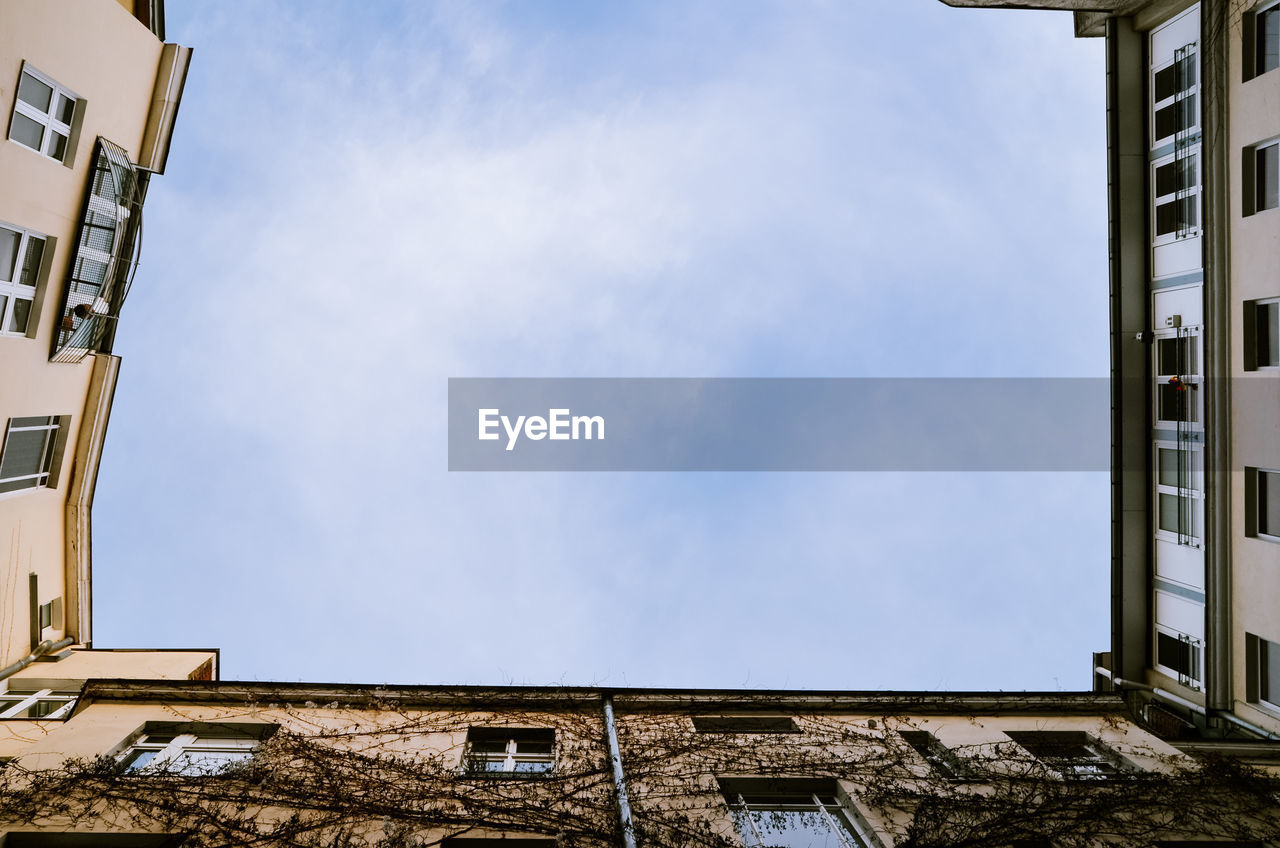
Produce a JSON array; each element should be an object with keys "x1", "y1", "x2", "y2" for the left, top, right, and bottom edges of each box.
[
  {"x1": 941, "y1": 0, "x2": 1280, "y2": 742},
  {"x1": 0, "y1": 0, "x2": 210, "y2": 712}
]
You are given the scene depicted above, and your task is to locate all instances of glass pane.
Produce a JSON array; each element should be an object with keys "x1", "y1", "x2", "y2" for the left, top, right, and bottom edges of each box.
[
  {"x1": 0, "y1": 295, "x2": 7, "y2": 330},
  {"x1": 1155, "y1": 196, "x2": 1196, "y2": 236},
  {"x1": 1157, "y1": 338, "x2": 1191, "y2": 376},
  {"x1": 0, "y1": 427, "x2": 52, "y2": 480},
  {"x1": 1155, "y1": 156, "x2": 1196, "y2": 197},
  {"x1": 1260, "y1": 6, "x2": 1280, "y2": 75},
  {"x1": 1261, "y1": 471, "x2": 1280, "y2": 537},
  {"x1": 0, "y1": 228, "x2": 18, "y2": 282},
  {"x1": 734, "y1": 808, "x2": 853, "y2": 848},
  {"x1": 20, "y1": 236, "x2": 45, "y2": 286},
  {"x1": 1154, "y1": 54, "x2": 1196, "y2": 102},
  {"x1": 1154, "y1": 94, "x2": 1196, "y2": 141},
  {"x1": 1158, "y1": 449, "x2": 1180, "y2": 488},
  {"x1": 512, "y1": 759, "x2": 553, "y2": 773},
  {"x1": 1158, "y1": 382, "x2": 1196, "y2": 422},
  {"x1": 17, "y1": 72, "x2": 52, "y2": 112},
  {"x1": 515, "y1": 739, "x2": 553, "y2": 755},
  {"x1": 1157, "y1": 632, "x2": 1191, "y2": 675},
  {"x1": 8, "y1": 297, "x2": 31, "y2": 334},
  {"x1": 55, "y1": 94, "x2": 75, "y2": 124},
  {"x1": 1258, "y1": 144, "x2": 1279, "y2": 212},
  {"x1": 169, "y1": 749, "x2": 253, "y2": 775},
  {"x1": 1258, "y1": 301, "x2": 1278, "y2": 367},
  {"x1": 122, "y1": 748, "x2": 159, "y2": 771},
  {"x1": 1159, "y1": 492, "x2": 1186, "y2": 534},
  {"x1": 47, "y1": 131, "x2": 67, "y2": 162},
  {"x1": 9, "y1": 112, "x2": 45, "y2": 152},
  {"x1": 1263, "y1": 640, "x2": 1280, "y2": 703}
]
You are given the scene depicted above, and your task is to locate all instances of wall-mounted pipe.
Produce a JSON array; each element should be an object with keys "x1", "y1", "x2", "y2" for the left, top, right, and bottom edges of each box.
[
  {"x1": 1096, "y1": 666, "x2": 1280, "y2": 741},
  {"x1": 0, "y1": 637, "x2": 75, "y2": 683},
  {"x1": 602, "y1": 695, "x2": 638, "y2": 848}
]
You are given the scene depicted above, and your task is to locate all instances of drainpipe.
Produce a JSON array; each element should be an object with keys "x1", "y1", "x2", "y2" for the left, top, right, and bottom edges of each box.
[
  {"x1": 602, "y1": 695, "x2": 638, "y2": 848},
  {"x1": 1097, "y1": 666, "x2": 1280, "y2": 741},
  {"x1": 0, "y1": 637, "x2": 75, "y2": 683}
]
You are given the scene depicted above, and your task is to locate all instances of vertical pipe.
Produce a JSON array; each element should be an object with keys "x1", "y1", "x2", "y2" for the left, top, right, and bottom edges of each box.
[{"x1": 602, "y1": 695, "x2": 638, "y2": 848}]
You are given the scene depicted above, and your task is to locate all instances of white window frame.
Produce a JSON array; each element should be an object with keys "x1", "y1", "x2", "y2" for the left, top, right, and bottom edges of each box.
[
  {"x1": 728, "y1": 790, "x2": 875, "y2": 848},
  {"x1": 464, "y1": 729, "x2": 555, "y2": 775},
  {"x1": 1252, "y1": 138, "x2": 1280, "y2": 215},
  {"x1": 1151, "y1": 43, "x2": 1199, "y2": 148},
  {"x1": 118, "y1": 731, "x2": 261, "y2": 775},
  {"x1": 1154, "y1": 623, "x2": 1204, "y2": 690},
  {"x1": 1152, "y1": 329, "x2": 1202, "y2": 429},
  {"x1": 1154, "y1": 440, "x2": 1203, "y2": 548},
  {"x1": 8, "y1": 63, "x2": 79, "y2": 163},
  {"x1": 0, "y1": 221, "x2": 48, "y2": 337},
  {"x1": 0, "y1": 416, "x2": 64, "y2": 495},
  {"x1": 1151, "y1": 149, "x2": 1201, "y2": 245},
  {"x1": 1007, "y1": 731, "x2": 1132, "y2": 781},
  {"x1": 1256, "y1": 0, "x2": 1280, "y2": 77},
  {"x1": 0, "y1": 689, "x2": 76, "y2": 720},
  {"x1": 898, "y1": 730, "x2": 969, "y2": 780},
  {"x1": 1250, "y1": 467, "x2": 1280, "y2": 543}
]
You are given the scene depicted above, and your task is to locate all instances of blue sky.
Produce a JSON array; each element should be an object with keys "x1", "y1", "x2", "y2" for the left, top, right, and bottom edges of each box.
[{"x1": 92, "y1": 0, "x2": 1109, "y2": 690}]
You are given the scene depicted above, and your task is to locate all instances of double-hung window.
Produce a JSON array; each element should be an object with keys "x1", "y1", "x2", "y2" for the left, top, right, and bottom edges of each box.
[
  {"x1": 1152, "y1": 45, "x2": 1197, "y2": 148},
  {"x1": 722, "y1": 779, "x2": 876, "y2": 848},
  {"x1": 0, "y1": 416, "x2": 66, "y2": 494},
  {"x1": 1152, "y1": 152, "x2": 1199, "y2": 242},
  {"x1": 8, "y1": 64, "x2": 78, "y2": 164},
  {"x1": 119, "y1": 725, "x2": 272, "y2": 775},
  {"x1": 1005, "y1": 731, "x2": 1131, "y2": 780},
  {"x1": 464, "y1": 728, "x2": 554, "y2": 775},
  {"x1": 0, "y1": 223, "x2": 47, "y2": 336}
]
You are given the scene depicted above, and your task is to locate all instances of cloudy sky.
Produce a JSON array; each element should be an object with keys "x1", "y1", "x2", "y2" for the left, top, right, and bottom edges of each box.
[{"x1": 92, "y1": 0, "x2": 1109, "y2": 690}]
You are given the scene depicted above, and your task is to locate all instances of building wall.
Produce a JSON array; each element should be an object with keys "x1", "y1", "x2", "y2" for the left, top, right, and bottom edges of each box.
[{"x1": 0, "y1": 0, "x2": 168, "y2": 669}]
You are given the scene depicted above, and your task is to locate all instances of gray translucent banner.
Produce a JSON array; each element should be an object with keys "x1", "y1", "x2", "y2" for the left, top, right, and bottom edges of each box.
[{"x1": 447, "y1": 378, "x2": 1138, "y2": 471}]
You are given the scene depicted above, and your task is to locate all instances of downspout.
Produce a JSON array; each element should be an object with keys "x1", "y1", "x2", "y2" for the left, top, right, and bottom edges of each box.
[
  {"x1": 602, "y1": 695, "x2": 638, "y2": 848},
  {"x1": 1098, "y1": 666, "x2": 1280, "y2": 740},
  {"x1": 0, "y1": 637, "x2": 75, "y2": 683}
]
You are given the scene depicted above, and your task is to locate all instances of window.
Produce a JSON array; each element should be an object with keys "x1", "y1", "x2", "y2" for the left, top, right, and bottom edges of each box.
[
  {"x1": 1246, "y1": 633, "x2": 1280, "y2": 712},
  {"x1": 1154, "y1": 332, "x2": 1200, "y2": 425},
  {"x1": 898, "y1": 730, "x2": 967, "y2": 779},
  {"x1": 1245, "y1": 140, "x2": 1280, "y2": 216},
  {"x1": 0, "y1": 689, "x2": 76, "y2": 720},
  {"x1": 1245, "y1": 468, "x2": 1280, "y2": 541},
  {"x1": 0, "y1": 416, "x2": 67, "y2": 494},
  {"x1": 8, "y1": 64, "x2": 79, "y2": 164},
  {"x1": 1248, "y1": 0, "x2": 1280, "y2": 79},
  {"x1": 721, "y1": 779, "x2": 874, "y2": 848},
  {"x1": 118, "y1": 724, "x2": 274, "y2": 775},
  {"x1": 0, "y1": 222, "x2": 47, "y2": 336},
  {"x1": 1155, "y1": 443, "x2": 1201, "y2": 546},
  {"x1": 1152, "y1": 45, "x2": 1197, "y2": 146},
  {"x1": 1244, "y1": 298, "x2": 1279, "y2": 370},
  {"x1": 1152, "y1": 153, "x2": 1199, "y2": 241},
  {"x1": 464, "y1": 728, "x2": 554, "y2": 775},
  {"x1": 1156, "y1": 628, "x2": 1202, "y2": 686},
  {"x1": 1005, "y1": 731, "x2": 1131, "y2": 780},
  {"x1": 693, "y1": 715, "x2": 799, "y2": 733}
]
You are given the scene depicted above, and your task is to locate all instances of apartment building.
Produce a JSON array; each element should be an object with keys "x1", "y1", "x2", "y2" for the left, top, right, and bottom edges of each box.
[
  {"x1": 3, "y1": 682, "x2": 1279, "y2": 845},
  {"x1": 0, "y1": 0, "x2": 213, "y2": 706},
  {"x1": 940, "y1": 0, "x2": 1280, "y2": 740}
]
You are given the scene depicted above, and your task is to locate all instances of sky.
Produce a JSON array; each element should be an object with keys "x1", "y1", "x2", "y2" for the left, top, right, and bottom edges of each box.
[{"x1": 92, "y1": 0, "x2": 1110, "y2": 691}]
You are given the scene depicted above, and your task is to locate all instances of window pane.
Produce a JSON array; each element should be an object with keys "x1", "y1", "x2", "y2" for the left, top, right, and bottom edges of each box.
[
  {"x1": 0, "y1": 228, "x2": 18, "y2": 282},
  {"x1": 19, "y1": 236, "x2": 44, "y2": 286},
  {"x1": 1155, "y1": 196, "x2": 1196, "y2": 236},
  {"x1": 47, "y1": 131, "x2": 68, "y2": 162},
  {"x1": 1260, "y1": 6, "x2": 1280, "y2": 75},
  {"x1": 121, "y1": 749, "x2": 159, "y2": 771},
  {"x1": 0, "y1": 427, "x2": 52, "y2": 480},
  {"x1": 1157, "y1": 337, "x2": 1195, "y2": 376},
  {"x1": 55, "y1": 94, "x2": 75, "y2": 124},
  {"x1": 1158, "y1": 382, "x2": 1196, "y2": 422},
  {"x1": 9, "y1": 112, "x2": 45, "y2": 152},
  {"x1": 1261, "y1": 471, "x2": 1280, "y2": 537},
  {"x1": 17, "y1": 72, "x2": 53, "y2": 112},
  {"x1": 1158, "y1": 492, "x2": 1197, "y2": 536},
  {"x1": 1257, "y1": 302, "x2": 1278, "y2": 367},
  {"x1": 1155, "y1": 156, "x2": 1196, "y2": 197},
  {"x1": 1263, "y1": 639, "x2": 1280, "y2": 703},
  {"x1": 1154, "y1": 94, "x2": 1196, "y2": 140},
  {"x1": 1258, "y1": 144, "x2": 1279, "y2": 212},
  {"x1": 1157, "y1": 631, "x2": 1193, "y2": 676},
  {"x1": 1154, "y1": 54, "x2": 1196, "y2": 102},
  {"x1": 7, "y1": 297, "x2": 31, "y2": 334},
  {"x1": 169, "y1": 749, "x2": 253, "y2": 774}
]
